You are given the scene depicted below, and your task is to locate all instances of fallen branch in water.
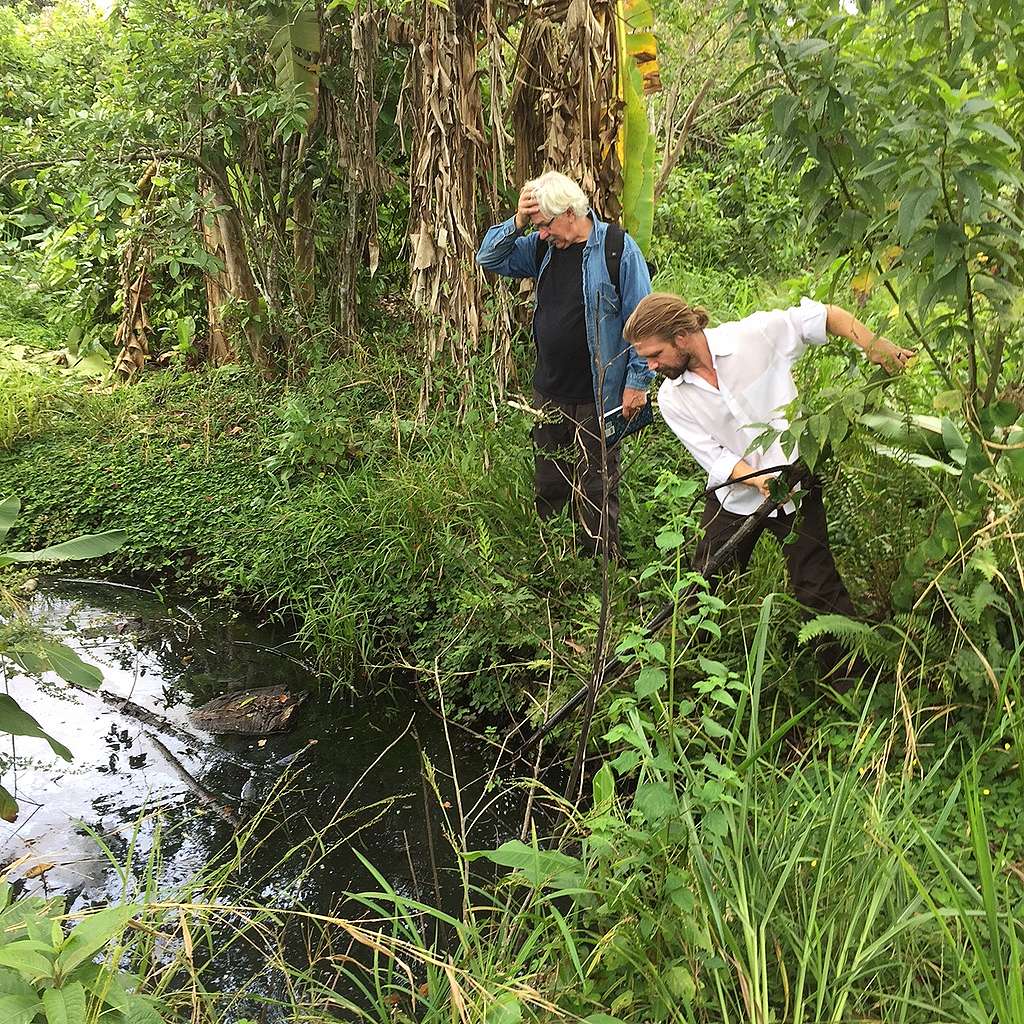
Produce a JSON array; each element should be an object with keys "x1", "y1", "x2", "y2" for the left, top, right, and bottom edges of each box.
[{"x1": 146, "y1": 732, "x2": 242, "y2": 827}]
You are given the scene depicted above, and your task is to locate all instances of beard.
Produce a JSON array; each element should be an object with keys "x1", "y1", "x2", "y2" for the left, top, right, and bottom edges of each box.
[{"x1": 658, "y1": 349, "x2": 692, "y2": 379}]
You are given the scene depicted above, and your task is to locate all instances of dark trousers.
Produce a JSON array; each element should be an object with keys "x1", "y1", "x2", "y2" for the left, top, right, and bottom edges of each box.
[
  {"x1": 695, "y1": 478, "x2": 858, "y2": 680},
  {"x1": 532, "y1": 390, "x2": 620, "y2": 556}
]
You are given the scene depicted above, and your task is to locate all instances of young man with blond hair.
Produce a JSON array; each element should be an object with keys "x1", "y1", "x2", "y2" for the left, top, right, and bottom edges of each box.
[
  {"x1": 476, "y1": 171, "x2": 653, "y2": 557},
  {"x1": 623, "y1": 292, "x2": 913, "y2": 626}
]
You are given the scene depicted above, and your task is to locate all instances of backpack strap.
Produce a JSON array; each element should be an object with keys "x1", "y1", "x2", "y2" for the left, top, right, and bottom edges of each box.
[{"x1": 604, "y1": 222, "x2": 625, "y2": 300}]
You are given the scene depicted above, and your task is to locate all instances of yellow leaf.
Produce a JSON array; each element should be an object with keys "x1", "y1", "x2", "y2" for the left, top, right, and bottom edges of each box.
[
  {"x1": 881, "y1": 244, "x2": 903, "y2": 269},
  {"x1": 851, "y1": 267, "x2": 875, "y2": 305}
]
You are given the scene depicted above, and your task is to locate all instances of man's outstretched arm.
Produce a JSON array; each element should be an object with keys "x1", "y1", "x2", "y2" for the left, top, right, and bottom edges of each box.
[{"x1": 825, "y1": 305, "x2": 915, "y2": 373}]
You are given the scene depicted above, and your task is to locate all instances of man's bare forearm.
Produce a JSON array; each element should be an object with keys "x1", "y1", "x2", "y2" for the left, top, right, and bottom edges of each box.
[
  {"x1": 825, "y1": 304, "x2": 915, "y2": 371},
  {"x1": 825, "y1": 304, "x2": 876, "y2": 354}
]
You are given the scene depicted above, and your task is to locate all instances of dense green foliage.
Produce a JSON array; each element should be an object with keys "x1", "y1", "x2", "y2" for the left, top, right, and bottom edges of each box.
[{"x1": 1, "y1": 0, "x2": 1023, "y2": 1021}]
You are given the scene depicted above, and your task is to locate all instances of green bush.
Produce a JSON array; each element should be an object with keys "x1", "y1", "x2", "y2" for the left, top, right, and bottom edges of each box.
[
  {"x1": 653, "y1": 130, "x2": 807, "y2": 276},
  {"x1": 0, "y1": 885, "x2": 167, "y2": 1024}
]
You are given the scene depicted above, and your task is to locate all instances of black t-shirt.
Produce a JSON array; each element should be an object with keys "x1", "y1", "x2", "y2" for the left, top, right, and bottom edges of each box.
[{"x1": 533, "y1": 241, "x2": 593, "y2": 401}]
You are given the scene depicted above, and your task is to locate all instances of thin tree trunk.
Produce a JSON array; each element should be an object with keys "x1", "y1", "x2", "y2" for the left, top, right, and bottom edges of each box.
[
  {"x1": 292, "y1": 184, "x2": 316, "y2": 311},
  {"x1": 200, "y1": 208, "x2": 236, "y2": 365}
]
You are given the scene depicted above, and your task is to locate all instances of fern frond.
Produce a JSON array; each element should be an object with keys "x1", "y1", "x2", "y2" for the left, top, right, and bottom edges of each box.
[
  {"x1": 798, "y1": 614, "x2": 875, "y2": 646},
  {"x1": 798, "y1": 613, "x2": 899, "y2": 667}
]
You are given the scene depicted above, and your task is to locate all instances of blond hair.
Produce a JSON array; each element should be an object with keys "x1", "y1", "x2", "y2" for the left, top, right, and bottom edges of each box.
[{"x1": 623, "y1": 292, "x2": 710, "y2": 343}]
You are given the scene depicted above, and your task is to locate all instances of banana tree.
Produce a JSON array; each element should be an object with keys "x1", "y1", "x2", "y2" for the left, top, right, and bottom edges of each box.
[
  {"x1": 616, "y1": 0, "x2": 661, "y2": 254},
  {"x1": 0, "y1": 496, "x2": 126, "y2": 821}
]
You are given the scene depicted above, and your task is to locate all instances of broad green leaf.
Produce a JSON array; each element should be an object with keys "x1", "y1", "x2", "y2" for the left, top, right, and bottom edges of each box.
[
  {"x1": 8, "y1": 638, "x2": 103, "y2": 689},
  {"x1": 974, "y1": 121, "x2": 1016, "y2": 148},
  {"x1": 901, "y1": 452, "x2": 961, "y2": 476},
  {"x1": 772, "y1": 94, "x2": 799, "y2": 133},
  {"x1": 635, "y1": 666, "x2": 666, "y2": 697},
  {"x1": 66, "y1": 349, "x2": 111, "y2": 380},
  {"x1": 485, "y1": 992, "x2": 522, "y2": 1024},
  {"x1": 989, "y1": 400, "x2": 1018, "y2": 428},
  {"x1": 269, "y1": 6, "x2": 321, "y2": 128},
  {"x1": 940, "y1": 416, "x2": 966, "y2": 455},
  {"x1": 0, "y1": 993, "x2": 40, "y2": 1024},
  {"x1": 175, "y1": 316, "x2": 195, "y2": 347},
  {"x1": 809, "y1": 413, "x2": 829, "y2": 442},
  {"x1": 471, "y1": 841, "x2": 582, "y2": 889},
  {"x1": 897, "y1": 186, "x2": 937, "y2": 243},
  {"x1": 0, "y1": 967, "x2": 35, "y2": 999},
  {"x1": 620, "y1": 59, "x2": 656, "y2": 253},
  {"x1": 0, "y1": 497, "x2": 19, "y2": 545},
  {"x1": 954, "y1": 170, "x2": 982, "y2": 222},
  {"x1": 582, "y1": 1016, "x2": 628, "y2": 1024},
  {"x1": 698, "y1": 656, "x2": 728, "y2": 677},
  {"x1": 42, "y1": 983, "x2": 87, "y2": 1024},
  {"x1": 76, "y1": 963, "x2": 132, "y2": 1012},
  {"x1": 622, "y1": 0, "x2": 653, "y2": 30},
  {"x1": 0, "y1": 785, "x2": 18, "y2": 823},
  {"x1": 665, "y1": 964, "x2": 696, "y2": 1002},
  {"x1": 829, "y1": 407, "x2": 849, "y2": 447},
  {"x1": 2, "y1": 530, "x2": 127, "y2": 565},
  {"x1": 634, "y1": 781, "x2": 677, "y2": 822},
  {"x1": 702, "y1": 715, "x2": 731, "y2": 739},
  {"x1": 0, "y1": 940, "x2": 55, "y2": 978},
  {"x1": 933, "y1": 222, "x2": 966, "y2": 278},
  {"x1": 655, "y1": 530, "x2": 684, "y2": 551},
  {"x1": 57, "y1": 906, "x2": 138, "y2": 975},
  {"x1": 624, "y1": 31, "x2": 656, "y2": 58},
  {"x1": 592, "y1": 763, "x2": 615, "y2": 809},
  {"x1": 0, "y1": 695, "x2": 72, "y2": 761},
  {"x1": 787, "y1": 37, "x2": 830, "y2": 61},
  {"x1": 124, "y1": 995, "x2": 165, "y2": 1024},
  {"x1": 932, "y1": 389, "x2": 962, "y2": 412}
]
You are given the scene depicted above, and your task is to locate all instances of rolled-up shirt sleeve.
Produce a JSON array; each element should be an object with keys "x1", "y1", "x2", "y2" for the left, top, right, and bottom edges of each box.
[
  {"x1": 767, "y1": 297, "x2": 829, "y2": 362},
  {"x1": 658, "y1": 383, "x2": 742, "y2": 489}
]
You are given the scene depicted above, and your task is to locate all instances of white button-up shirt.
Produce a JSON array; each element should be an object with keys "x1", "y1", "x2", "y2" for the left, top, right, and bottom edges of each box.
[{"x1": 657, "y1": 298, "x2": 829, "y2": 516}]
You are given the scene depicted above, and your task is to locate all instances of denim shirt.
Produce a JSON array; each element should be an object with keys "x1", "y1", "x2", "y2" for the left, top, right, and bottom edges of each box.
[{"x1": 475, "y1": 210, "x2": 655, "y2": 414}]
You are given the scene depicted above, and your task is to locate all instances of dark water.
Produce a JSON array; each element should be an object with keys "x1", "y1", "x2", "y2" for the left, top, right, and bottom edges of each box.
[{"x1": 1, "y1": 579, "x2": 522, "y2": 1017}]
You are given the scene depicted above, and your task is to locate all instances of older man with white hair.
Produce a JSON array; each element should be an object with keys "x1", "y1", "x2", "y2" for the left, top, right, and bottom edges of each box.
[{"x1": 476, "y1": 171, "x2": 653, "y2": 558}]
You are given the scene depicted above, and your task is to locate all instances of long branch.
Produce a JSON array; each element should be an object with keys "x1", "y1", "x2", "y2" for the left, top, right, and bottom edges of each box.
[{"x1": 655, "y1": 77, "x2": 714, "y2": 200}]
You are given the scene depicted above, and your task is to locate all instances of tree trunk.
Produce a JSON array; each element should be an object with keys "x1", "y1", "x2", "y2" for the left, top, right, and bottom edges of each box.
[
  {"x1": 200, "y1": 161, "x2": 270, "y2": 371},
  {"x1": 510, "y1": 0, "x2": 623, "y2": 221},
  {"x1": 292, "y1": 185, "x2": 316, "y2": 312},
  {"x1": 200, "y1": 208, "x2": 236, "y2": 365},
  {"x1": 400, "y1": 0, "x2": 496, "y2": 413}
]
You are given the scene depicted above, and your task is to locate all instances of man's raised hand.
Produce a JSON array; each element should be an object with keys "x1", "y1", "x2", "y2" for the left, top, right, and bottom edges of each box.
[{"x1": 515, "y1": 185, "x2": 540, "y2": 230}]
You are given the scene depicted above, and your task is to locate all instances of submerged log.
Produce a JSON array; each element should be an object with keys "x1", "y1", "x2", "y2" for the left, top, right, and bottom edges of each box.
[{"x1": 189, "y1": 684, "x2": 307, "y2": 735}]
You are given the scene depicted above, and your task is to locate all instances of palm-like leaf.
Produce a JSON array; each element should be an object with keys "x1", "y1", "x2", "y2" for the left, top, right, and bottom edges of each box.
[
  {"x1": 0, "y1": 497, "x2": 19, "y2": 545},
  {"x1": 2, "y1": 529, "x2": 127, "y2": 566}
]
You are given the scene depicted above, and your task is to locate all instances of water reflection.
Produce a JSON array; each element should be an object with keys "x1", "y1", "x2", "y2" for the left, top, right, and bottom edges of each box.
[{"x1": 1, "y1": 580, "x2": 520, "y2": 1014}]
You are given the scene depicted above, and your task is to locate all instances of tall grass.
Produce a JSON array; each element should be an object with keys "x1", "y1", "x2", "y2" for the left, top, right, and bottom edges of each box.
[{"x1": 303, "y1": 604, "x2": 1024, "y2": 1024}]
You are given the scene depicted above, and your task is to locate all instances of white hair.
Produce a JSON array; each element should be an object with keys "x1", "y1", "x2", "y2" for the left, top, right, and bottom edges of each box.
[{"x1": 528, "y1": 171, "x2": 589, "y2": 219}]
